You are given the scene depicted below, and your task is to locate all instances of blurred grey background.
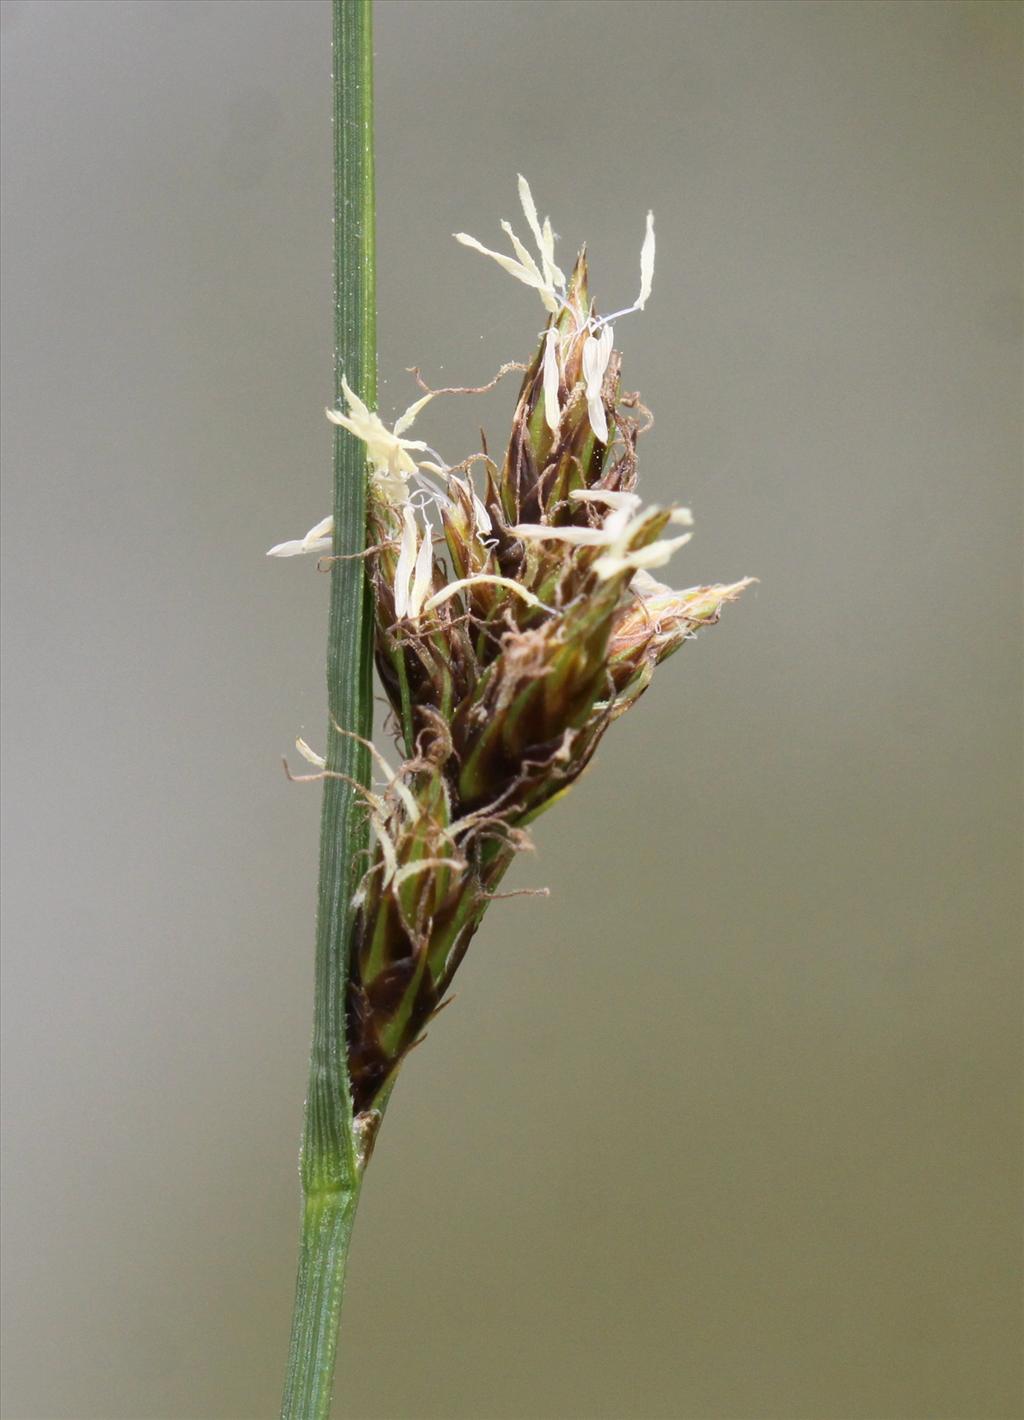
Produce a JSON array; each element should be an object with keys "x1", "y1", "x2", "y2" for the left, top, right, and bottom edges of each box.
[{"x1": 2, "y1": 2, "x2": 1021, "y2": 1417}]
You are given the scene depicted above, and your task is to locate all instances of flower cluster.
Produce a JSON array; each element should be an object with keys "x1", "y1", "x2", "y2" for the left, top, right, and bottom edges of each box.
[{"x1": 270, "y1": 179, "x2": 751, "y2": 1119}]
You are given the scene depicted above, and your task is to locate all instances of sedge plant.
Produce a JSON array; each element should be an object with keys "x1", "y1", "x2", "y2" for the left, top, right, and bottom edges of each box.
[{"x1": 272, "y1": 3, "x2": 751, "y2": 1415}]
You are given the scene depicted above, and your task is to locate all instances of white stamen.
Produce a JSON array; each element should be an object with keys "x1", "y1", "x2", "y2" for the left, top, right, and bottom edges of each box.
[
  {"x1": 324, "y1": 379, "x2": 436, "y2": 503},
  {"x1": 511, "y1": 522, "x2": 611, "y2": 547},
  {"x1": 515, "y1": 499, "x2": 693, "y2": 582},
  {"x1": 408, "y1": 521, "x2": 435, "y2": 618},
  {"x1": 582, "y1": 326, "x2": 614, "y2": 442},
  {"x1": 500, "y1": 220, "x2": 546, "y2": 288},
  {"x1": 374, "y1": 815, "x2": 400, "y2": 886},
  {"x1": 471, "y1": 488, "x2": 493, "y2": 535},
  {"x1": 267, "y1": 514, "x2": 335, "y2": 558},
  {"x1": 637, "y1": 211, "x2": 655, "y2": 310},
  {"x1": 422, "y1": 575, "x2": 549, "y2": 614},
  {"x1": 392, "y1": 390, "x2": 436, "y2": 437},
  {"x1": 392, "y1": 504, "x2": 418, "y2": 619},
  {"x1": 329, "y1": 720, "x2": 422, "y2": 824},
  {"x1": 517, "y1": 174, "x2": 549, "y2": 280},
  {"x1": 296, "y1": 737, "x2": 326, "y2": 768},
  {"x1": 457, "y1": 178, "x2": 656, "y2": 333},
  {"x1": 450, "y1": 474, "x2": 494, "y2": 536},
  {"x1": 541, "y1": 215, "x2": 566, "y2": 288},
  {"x1": 390, "y1": 857, "x2": 465, "y2": 890},
  {"x1": 570, "y1": 489, "x2": 641, "y2": 512},
  {"x1": 594, "y1": 531, "x2": 692, "y2": 580},
  {"x1": 453, "y1": 232, "x2": 558, "y2": 312},
  {"x1": 455, "y1": 175, "x2": 568, "y2": 314},
  {"x1": 629, "y1": 568, "x2": 669, "y2": 597}
]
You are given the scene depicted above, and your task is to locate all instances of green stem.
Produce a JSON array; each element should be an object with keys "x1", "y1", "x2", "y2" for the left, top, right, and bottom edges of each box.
[{"x1": 281, "y1": 2, "x2": 376, "y2": 1417}]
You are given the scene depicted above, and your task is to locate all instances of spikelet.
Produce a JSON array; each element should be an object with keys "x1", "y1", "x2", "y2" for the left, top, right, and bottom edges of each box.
[{"x1": 273, "y1": 180, "x2": 753, "y2": 1116}]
